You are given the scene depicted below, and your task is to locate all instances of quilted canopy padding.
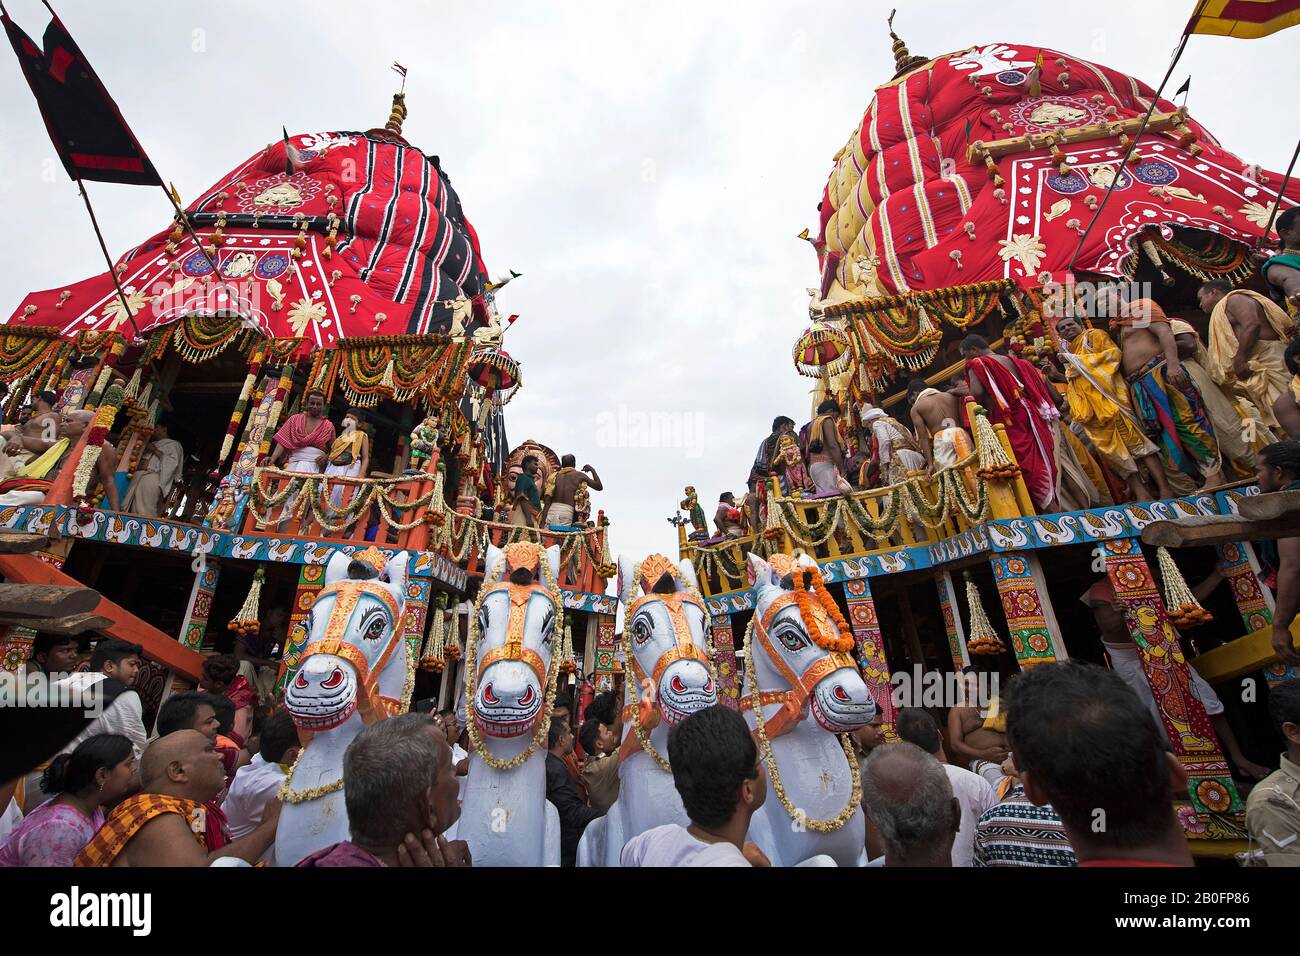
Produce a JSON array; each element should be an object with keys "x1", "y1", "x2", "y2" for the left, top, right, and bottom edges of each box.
[
  {"x1": 817, "y1": 41, "x2": 1300, "y2": 298},
  {"x1": 4, "y1": 129, "x2": 490, "y2": 347}
]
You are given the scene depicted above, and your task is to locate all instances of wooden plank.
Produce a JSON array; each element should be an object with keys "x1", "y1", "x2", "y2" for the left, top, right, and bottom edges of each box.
[
  {"x1": 0, "y1": 553, "x2": 204, "y2": 679},
  {"x1": 0, "y1": 532, "x2": 50, "y2": 554},
  {"x1": 1238, "y1": 489, "x2": 1300, "y2": 522},
  {"x1": 0, "y1": 612, "x2": 114, "y2": 636},
  {"x1": 0, "y1": 583, "x2": 101, "y2": 618},
  {"x1": 1140, "y1": 512, "x2": 1300, "y2": 548}
]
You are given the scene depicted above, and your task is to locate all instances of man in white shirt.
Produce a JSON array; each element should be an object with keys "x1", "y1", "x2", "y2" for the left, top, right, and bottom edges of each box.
[
  {"x1": 894, "y1": 707, "x2": 996, "y2": 867},
  {"x1": 223, "y1": 709, "x2": 298, "y2": 839},
  {"x1": 860, "y1": 741, "x2": 962, "y2": 866},
  {"x1": 22, "y1": 639, "x2": 147, "y2": 812},
  {"x1": 620, "y1": 705, "x2": 768, "y2": 867}
]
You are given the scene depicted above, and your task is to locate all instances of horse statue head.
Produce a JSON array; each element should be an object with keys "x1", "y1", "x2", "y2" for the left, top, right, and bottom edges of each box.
[
  {"x1": 616, "y1": 553, "x2": 717, "y2": 726},
  {"x1": 470, "y1": 542, "x2": 561, "y2": 739},
  {"x1": 743, "y1": 552, "x2": 874, "y2": 735},
  {"x1": 284, "y1": 546, "x2": 411, "y2": 733}
]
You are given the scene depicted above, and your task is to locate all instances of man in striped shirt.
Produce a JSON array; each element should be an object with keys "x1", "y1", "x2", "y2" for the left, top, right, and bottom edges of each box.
[{"x1": 973, "y1": 780, "x2": 1076, "y2": 867}]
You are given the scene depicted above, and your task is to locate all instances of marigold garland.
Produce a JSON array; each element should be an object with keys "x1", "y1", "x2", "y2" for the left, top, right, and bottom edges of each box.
[
  {"x1": 71, "y1": 383, "x2": 125, "y2": 500},
  {"x1": 227, "y1": 566, "x2": 265, "y2": 638},
  {"x1": 791, "y1": 566, "x2": 855, "y2": 653},
  {"x1": 1157, "y1": 546, "x2": 1214, "y2": 628}
]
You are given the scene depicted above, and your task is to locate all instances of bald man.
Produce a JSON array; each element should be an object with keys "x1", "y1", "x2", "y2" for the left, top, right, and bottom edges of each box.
[
  {"x1": 860, "y1": 742, "x2": 961, "y2": 867},
  {"x1": 75, "y1": 730, "x2": 280, "y2": 866}
]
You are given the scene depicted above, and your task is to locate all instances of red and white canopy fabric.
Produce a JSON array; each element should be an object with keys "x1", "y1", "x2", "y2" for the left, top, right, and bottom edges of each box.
[
  {"x1": 817, "y1": 41, "x2": 1300, "y2": 299},
  {"x1": 3, "y1": 129, "x2": 490, "y2": 347}
]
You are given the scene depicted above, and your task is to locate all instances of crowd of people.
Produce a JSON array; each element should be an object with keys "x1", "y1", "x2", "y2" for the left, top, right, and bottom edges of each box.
[
  {"x1": 5, "y1": 618, "x2": 1297, "y2": 867},
  {"x1": 700, "y1": 261, "x2": 1300, "y2": 541}
]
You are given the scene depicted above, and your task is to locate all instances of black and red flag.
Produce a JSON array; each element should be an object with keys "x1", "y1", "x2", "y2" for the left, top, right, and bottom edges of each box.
[{"x1": 2, "y1": 8, "x2": 161, "y2": 186}]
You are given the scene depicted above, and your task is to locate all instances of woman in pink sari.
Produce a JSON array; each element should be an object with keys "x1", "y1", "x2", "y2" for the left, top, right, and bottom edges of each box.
[{"x1": 0, "y1": 734, "x2": 138, "y2": 867}]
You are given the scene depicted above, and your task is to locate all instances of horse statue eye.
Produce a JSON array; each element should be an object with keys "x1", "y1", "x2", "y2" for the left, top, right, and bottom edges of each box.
[
  {"x1": 632, "y1": 618, "x2": 650, "y2": 645},
  {"x1": 778, "y1": 627, "x2": 807, "y2": 652},
  {"x1": 364, "y1": 617, "x2": 387, "y2": 641}
]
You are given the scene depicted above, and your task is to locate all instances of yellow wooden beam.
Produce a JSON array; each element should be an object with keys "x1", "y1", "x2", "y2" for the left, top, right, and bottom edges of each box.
[{"x1": 1192, "y1": 620, "x2": 1300, "y2": 685}]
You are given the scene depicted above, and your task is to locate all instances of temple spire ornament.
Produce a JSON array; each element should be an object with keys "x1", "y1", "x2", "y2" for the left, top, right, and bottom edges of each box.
[{"x1": 887, "y1": 9, "x2": 927, "y2": 79}]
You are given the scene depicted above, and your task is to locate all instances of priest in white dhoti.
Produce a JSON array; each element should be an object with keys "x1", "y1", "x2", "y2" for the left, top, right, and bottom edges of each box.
[{"x1": 123, "y1": 422, "x2": 184, "y2": 517}]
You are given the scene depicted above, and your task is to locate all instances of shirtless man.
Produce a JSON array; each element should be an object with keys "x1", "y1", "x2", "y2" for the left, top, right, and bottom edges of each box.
[
  {"x1": 907, "y1": 379, "x2": 973, "y2": 470},
  {"x1": 542, "y1": 455, "x2": 602, "y2": 527},
  {"x1": 947, "y1": 669, "x2": 1010, "y2": 772},
  {"x1": 0, "y1": 409, "x2": 120, "y2": 508},
  {"x1": 1261, "y1": 207, "x2": 1300, "y2": 316},
  {"x1": 1113, "y1": 289, "x2": 1228, "y2": 490},
  {"x1": 805, "y1": 399, "x2": 848, "y2": 495},
  {"x1": 7, "y1": 391, "x2": 61, "y2": 459}
]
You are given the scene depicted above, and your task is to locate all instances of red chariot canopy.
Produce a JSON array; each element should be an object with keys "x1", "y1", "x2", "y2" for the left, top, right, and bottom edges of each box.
[{"x1": 3, "y1": 129, "x2": 490, "y2": 349}]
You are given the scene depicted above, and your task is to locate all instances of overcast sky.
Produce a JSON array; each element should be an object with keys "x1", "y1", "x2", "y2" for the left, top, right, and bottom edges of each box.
[{"x1": 1, "y1": 1, "x2": 1295, "y2": 573}]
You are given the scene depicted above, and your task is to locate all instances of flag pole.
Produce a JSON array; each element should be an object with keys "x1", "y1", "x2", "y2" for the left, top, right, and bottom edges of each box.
[
  {"x1": 1066, "y1": 19, "x2": 1198, "y2": 271},
  {"x1": 1257, "y1": 135, "x2": 1300, "y2": 247},
  {"x1": 74, "y1": 174, "x2": 142, "y2": 339}
]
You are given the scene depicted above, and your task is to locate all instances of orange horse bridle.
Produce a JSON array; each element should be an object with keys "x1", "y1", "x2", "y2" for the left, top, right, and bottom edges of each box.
[
  {"x1": 476, "y1": 581, "x2": 554, "y2": 684},
  {"x1": 294, "y1": 580, "x2": 406, "y2": 727},
  {"x1": 738, "y1": 571, "x2": 857, "y2": 738}
]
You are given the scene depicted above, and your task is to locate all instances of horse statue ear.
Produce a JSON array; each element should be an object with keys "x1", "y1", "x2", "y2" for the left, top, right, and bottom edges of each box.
[
  {"x1": 746, "y1": 552, "x2": 775, "y2": 589},
  {"x1": 616, "y1": 554, "x2": 639, "y2": 607},
  {"x1": 383, "y1": 552, "x2": 409, "y2": 597},
  {"x1": 484, "y1": 543, "x2": 506, "y2": 585},
  {"x1": 795, "y1": 552, "x2": 817, "y2": 570},
  {"x1": 676, "y1": 558, "x2": 701, "y2": 593},
  {"x1": 542, "y1": 545, "x2": 561, "y2": 586},
  {"x1": 325, "y1": 549, "x2": 352, "y2": 585}
]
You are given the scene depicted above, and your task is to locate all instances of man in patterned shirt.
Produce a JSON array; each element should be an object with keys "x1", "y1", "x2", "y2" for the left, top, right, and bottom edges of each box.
[{"x1": 974, "y1": 775, "x2": 1076, "y2": 868}]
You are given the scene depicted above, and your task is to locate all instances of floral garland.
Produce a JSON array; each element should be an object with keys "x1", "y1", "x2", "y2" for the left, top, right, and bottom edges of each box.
[
  {"x1": 0, "y1": 328, "x2": 63, "y2": 379},
  {"x1": 336, "y1": 336, "x2": 472, "y2": 408},
  {"x1": 964, "y1": 573, "x2": 1005, "y2": 656},
  {"x1": 172, "y1": 315, "x2": 244, "y2": 363},
  {"x1": 419, "y1": 591, "x2": 450, "y2": 672},
  {"x1": 248, "y1": 469, "x2": 438, "y2": 532},
  {"x1": 257, "y1": 364, "x2": 296, "y2": 461},
  {"x1": 219, "y1": 345, "x2": 265, "y2": 466},
  {"x1": 72, "y1": 383, "x2": 125, "y2": 500},
  {"x1": 743, "y1": 614, "x2": 861, "y2": 832},
  {"x1": 791, "y1": 566, "x2": 855, "y2": 652},
  {"x1": 1157, "y1": 546, "x2": 1214, "y2": 628}
]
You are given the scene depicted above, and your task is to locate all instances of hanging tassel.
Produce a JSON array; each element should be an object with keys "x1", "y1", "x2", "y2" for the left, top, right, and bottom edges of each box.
[
  {"x1": 228, "y1": 566, "x2": 265, "y2": 643},
  {"x1": 964, "y1": 572, "x2": 1005, "y2": 656},
  {"x1": 122, "y1": 368, "x2": 143, "y2": 402},
  {"x1": 380, "y1": 359, "x2": 396, "y2": 396},
  {"x1": 1157, "y1": 547, "x2": 1213, "y2": 628},
  {"x1": 558, "y1": 612, "x2": 577, "y2": 675},
  {"x1": 972, "y1": 408, "x2": 1020, "y2": 480},
  {"x1": 420, "y1": 592, "x2": 449, "y2": 672}
]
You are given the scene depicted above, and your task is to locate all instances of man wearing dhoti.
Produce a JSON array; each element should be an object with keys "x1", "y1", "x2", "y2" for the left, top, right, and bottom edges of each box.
[
  {"x1": 1055, "y1": 315, "x2": 1169, "y2": 501},
  {"x1": 960, "y1": 335, "x2": 1060, "y2": 512},
  {"x1": 1170, "y1": 319, "x2": 1273, "y2": 475},
  {"x1": 510, "y1": 455, "x2": 543, "y2": 528},
  {"x1": 907, "y1": 380, "x2": 974, "y2": 471},
  {"x1": 324, "y1": 409, "x2": 370, "y2": 510},
  {"x1": 1115, "y1": 295, "x2": 1228, "y2": 492},
  {"x1": 860, "y1": 404, "x2": 926, "y2": 486},
  {"x1": 1261, "y1": 207, "x2": 1300, "y2": 317},
  {"x1": 269, "y1": 390, "x2": 336, "y2": 474},
  {"x1": 1199, "y1": 280, "x2": 1296, "y2": 430},
  {"x1": 542, "y1": 455, "x2": 602, "y2": 528},
  {"x1": 123, "y1": 421, "x2": 184, "y2": 517}
]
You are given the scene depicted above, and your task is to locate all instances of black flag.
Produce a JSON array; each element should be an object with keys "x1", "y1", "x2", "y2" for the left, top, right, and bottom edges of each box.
[
  {"x1": 2, "y1": 12, "x2": 161, "y2": 186},
  {"x1": 1174, "y1": 76, "x2": 1191, "y2": 101}
]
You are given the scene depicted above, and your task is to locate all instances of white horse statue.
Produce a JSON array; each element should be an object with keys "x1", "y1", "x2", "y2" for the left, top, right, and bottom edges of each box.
[
  {"x1": 740, "y1": 552, "x2": 875, "y2": 867},
  {"x1": 445, "y1": 541, "x2": 562, "y2": 866},
  {"x1": 577, "y1": 553, "x2": 718, "y2": 867},
  {"x1": 275, "y1": 546, "x2": 412, "y2": 866}
]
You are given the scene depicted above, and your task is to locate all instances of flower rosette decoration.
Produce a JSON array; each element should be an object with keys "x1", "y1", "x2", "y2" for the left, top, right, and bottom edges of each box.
[
  {"x1": 1175, "y1": 804, "x2": 1208, "y2": 835},
  {"x1": 1195, "y1": 778, "x2": 1233, "y2": 813}
]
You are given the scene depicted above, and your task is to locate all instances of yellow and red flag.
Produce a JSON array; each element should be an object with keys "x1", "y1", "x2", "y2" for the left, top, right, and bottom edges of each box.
[{"x1": 1185, "y1": 0, "x2": 1300, "y2": 38}]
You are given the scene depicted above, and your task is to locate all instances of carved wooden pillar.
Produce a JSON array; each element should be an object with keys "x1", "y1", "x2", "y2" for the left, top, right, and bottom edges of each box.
[
  {"x1": 1102, "y1": 538, "x2": 1242, "y2": 824},
  {"x1": 843, "y1": 577, "x2": 897, "y2": 741}
]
